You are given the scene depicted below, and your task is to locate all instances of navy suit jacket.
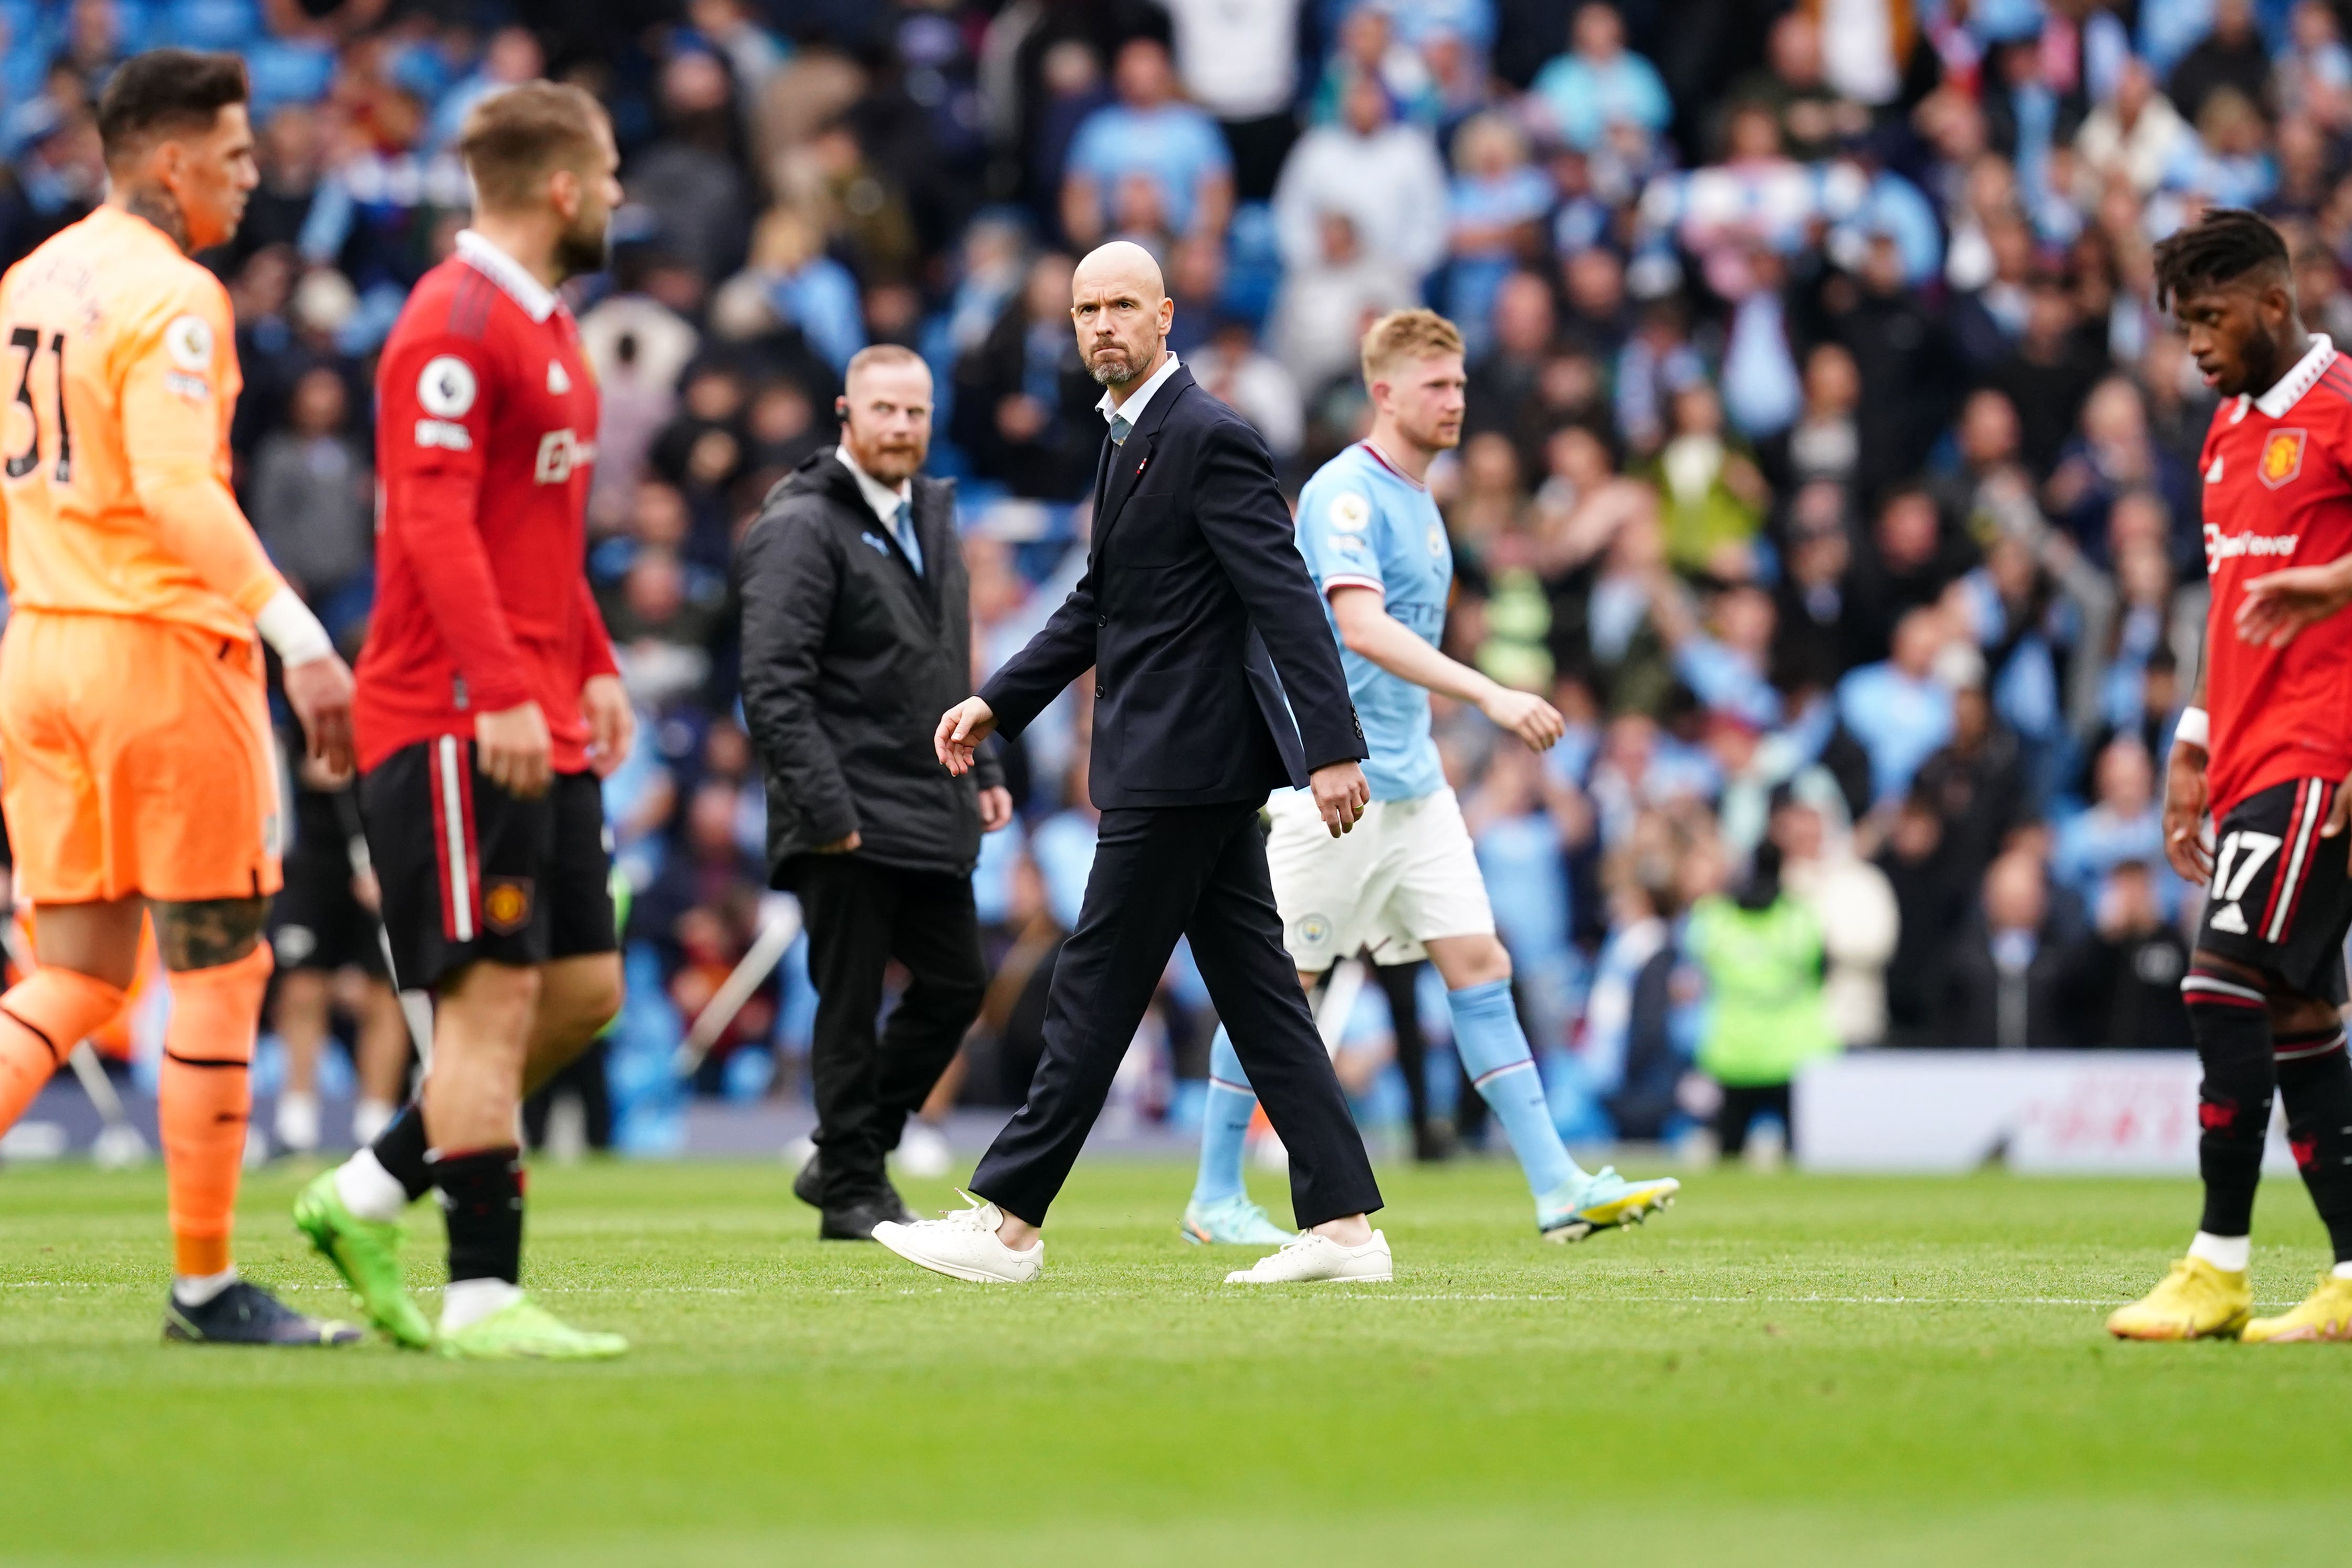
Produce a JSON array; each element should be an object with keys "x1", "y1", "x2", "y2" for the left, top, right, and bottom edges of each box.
[{"x1": 979, "y1": 367, "x2": 1367, "y2": 809}]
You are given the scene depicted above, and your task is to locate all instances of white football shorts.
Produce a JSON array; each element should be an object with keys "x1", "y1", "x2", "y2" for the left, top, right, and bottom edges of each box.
[{"x1": 1263, "y1": 785, "x2": 1496, "y2": 971}]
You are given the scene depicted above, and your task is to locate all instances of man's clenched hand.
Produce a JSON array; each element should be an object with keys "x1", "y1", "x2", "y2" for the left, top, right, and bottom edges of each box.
[
  {"x1": 2163, "y1": 739, "x2": 2213, "y2": 885},
  {"x1": 1310, "y1": 761, "x2": 1370, "y2": 839},
  {"x1": 283, "y1": 653, "x2": 357, "y2": 781}
]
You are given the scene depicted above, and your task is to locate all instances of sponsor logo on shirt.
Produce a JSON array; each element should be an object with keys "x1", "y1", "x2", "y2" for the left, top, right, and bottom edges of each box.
[
  {"x1": 2204, "y1": 523, "x2": 2301, "y2": 574},
  {"x1": 533, "y1": 428, "x2": 593, "y2": 484},
  {"x1": 415, "y1": 419, "x2": 472, "y2": 450},
  {"x1": 2259, "y1": 427, "x2": 2307, "y2": 489},
  {"x1": 163, "y1": 371, "x2": 209, "y2": 402}
]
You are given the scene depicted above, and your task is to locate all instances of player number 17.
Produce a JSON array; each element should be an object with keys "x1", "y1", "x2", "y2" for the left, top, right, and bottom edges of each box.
[
  {"x1": 4, "y1": 325, "x2": 71, "y2": 484},
  {"x1": 2211, "y1": 829, "x2": 2282, "y2": 905}
]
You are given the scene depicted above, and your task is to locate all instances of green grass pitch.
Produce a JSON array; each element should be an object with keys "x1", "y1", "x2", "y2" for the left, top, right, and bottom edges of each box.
[{"x1": 3, "y1": 1156, "x2": 2348, "y2": 1566}]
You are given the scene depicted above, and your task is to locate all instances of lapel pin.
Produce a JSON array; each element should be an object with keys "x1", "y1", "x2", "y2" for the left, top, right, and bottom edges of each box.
[{"x1": 1136, "y1": 458, "x2": 1148, "y2": 476}]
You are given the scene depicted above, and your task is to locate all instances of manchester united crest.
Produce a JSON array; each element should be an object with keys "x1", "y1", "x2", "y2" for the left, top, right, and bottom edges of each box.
[
  {"x1": 2259, "y1": 427, "x2": 2307, "y2": 489},
  {"x1": 483, "y1": 877, "x2": 534, "y2": 935}
]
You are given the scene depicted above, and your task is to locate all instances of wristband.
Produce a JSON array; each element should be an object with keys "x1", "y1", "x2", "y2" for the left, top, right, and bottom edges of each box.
[
  {"x1": 254, "y1": 586, "x2": 334, "y2": 666},
  {"x1": 2173, "y1": 706, "x2": 2209, "y2": 752}
]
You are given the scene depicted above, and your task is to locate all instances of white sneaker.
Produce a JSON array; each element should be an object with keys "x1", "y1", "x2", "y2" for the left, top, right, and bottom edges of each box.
[
  {"x1": 895, "y1": 1118, "x2": 953, "y2": 1179},
  {"x1": 1224, "y1": 1229, "x2": 1393, "y2": 1284},
  {"x1": 872, "y1": 1190, "x2": 1043, "y2": 1284}
]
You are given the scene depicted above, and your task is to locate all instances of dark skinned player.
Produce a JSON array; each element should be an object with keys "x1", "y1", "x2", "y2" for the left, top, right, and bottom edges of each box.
[{"x1": 2111, "y1": 208, "x2": 2352, "y2": 1343}]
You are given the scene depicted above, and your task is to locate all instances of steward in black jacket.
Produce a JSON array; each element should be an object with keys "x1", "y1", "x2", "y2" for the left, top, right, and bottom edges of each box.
[
  {"x1": 736, "y1": 431, "x2": 1003, "y2": 1236},
  {"x1": 736, "y1": 449, "x2": 1004, "y2": 881}
]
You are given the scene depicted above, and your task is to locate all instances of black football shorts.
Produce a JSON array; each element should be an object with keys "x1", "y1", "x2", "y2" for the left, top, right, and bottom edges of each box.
[
  {"x1": 359, "y1": 737, "x2": 616, "y2": 993},
  {"x1": 2196, "y1": 775, "x2": 2352, "y2": 1006},
  {"x1": 269, "y1": 786, "x2": 387, "y2": 978}
]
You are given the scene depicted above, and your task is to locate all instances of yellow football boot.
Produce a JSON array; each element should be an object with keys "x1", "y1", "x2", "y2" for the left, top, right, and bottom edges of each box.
[
  {"x1": 2105, "y1": 1257, "x2": 2252, "y2": 1341},
  {"x1": 2243, "y1": 1273, "x2": 2352, "y2": 1343}
]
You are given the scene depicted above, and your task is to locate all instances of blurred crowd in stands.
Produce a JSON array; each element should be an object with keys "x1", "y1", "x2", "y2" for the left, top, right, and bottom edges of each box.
[{"x1": 3, "y1": 0, "x2": 2305, "y2": 1153}]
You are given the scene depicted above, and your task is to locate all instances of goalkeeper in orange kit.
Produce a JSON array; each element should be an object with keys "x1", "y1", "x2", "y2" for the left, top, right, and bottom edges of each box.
[{"x1": 0, "y1": 50, "x2": 362, "y2": 1345}]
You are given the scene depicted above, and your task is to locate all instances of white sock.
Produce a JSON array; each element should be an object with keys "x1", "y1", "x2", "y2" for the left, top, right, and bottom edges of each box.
[
  {"x1": 441, "y1": 1277, "x2": 524, "y2": 1333},
  {"x1": 351, "y1": 1096, "x2": 396, "y2": 1147},
  {"x1": 2333, "y1": 1261, "x2": 2352, "y2": 1280},
  {"x1": 172, "y1": 1268, "x2": 239, "y2": 1306},
  {"x1": 2188, "y1": 1231, "x2": 2251, "y2": 1272},
  {"x1": 334, "y1": 1147, "x2": 410, "y2": 1224},
  {"x1": 274, "y1": 1091, "x2": 320, "y2": 1152}
]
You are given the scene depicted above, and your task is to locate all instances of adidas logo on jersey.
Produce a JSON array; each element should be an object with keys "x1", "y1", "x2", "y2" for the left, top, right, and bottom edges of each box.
[
  {"x1": 548, "y1": 360, "x2": 571, "y2": 394},
  {"x1": 2210, "y1": 902, "x2": 2251, "y2": 935}
]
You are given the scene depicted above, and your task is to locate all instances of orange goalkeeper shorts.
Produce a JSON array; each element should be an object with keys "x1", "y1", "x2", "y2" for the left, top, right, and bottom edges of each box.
[{"x1": 0, "y1": 610, "x2": 283, "y2": 905}]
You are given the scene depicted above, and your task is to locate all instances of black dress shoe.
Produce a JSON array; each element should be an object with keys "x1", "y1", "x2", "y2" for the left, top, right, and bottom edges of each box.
[
  {"x1": 1413, "y1": 1117, "x2": 1458, "y2": 1164},
  {"x1": 819, "y1": 1190, "x2": 918, "y2": 1240},
  {"x1": 797, "y1": 1149, "x2": 917, "y2": 1220}
]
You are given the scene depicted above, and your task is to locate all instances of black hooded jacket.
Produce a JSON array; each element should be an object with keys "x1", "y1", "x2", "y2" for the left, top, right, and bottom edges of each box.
[{"x1": 735, "y1": 449, "x2": 1003, "y2": 883}]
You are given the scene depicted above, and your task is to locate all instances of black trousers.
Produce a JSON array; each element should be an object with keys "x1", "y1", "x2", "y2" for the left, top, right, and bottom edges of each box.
[
  {"x1": 1716, "y1": 1082, "x2": 1793, "y2": 1157},
  {"x1": 971, "y1": 801, "x2": 1383, "y2": 1228},
  {"x1": 793, "y1": 856, "x2": 988, "y2": 1207}
]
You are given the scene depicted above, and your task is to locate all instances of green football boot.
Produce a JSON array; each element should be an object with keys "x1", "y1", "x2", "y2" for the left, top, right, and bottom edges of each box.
[
  {"x1": 293, "y1": 1169, "x2": 434, "y2": 1349},
  {"x1": 436, "y1": 1296, "x2": 629, "y2": 1361}
]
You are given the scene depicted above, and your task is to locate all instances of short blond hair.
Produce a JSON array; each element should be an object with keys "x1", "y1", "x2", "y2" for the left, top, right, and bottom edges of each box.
[
  {"x1": 844, "y1": 343, "x2": 929, "y2": 390},
  {"x1": 1361, "y1": 308, "x2": 1465, "y2": 385},
  {"x1": 460, "y1": 82, "x2": 608, "y2": 213}
]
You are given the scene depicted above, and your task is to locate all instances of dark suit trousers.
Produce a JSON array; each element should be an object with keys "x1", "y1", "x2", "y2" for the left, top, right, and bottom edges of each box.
[
  {"x1": 970, "y1": 802, "x2": 1383, "y2": 1229},
  {"x1": 793, "y1": 857, "x2": 988, "y2": 1207}
]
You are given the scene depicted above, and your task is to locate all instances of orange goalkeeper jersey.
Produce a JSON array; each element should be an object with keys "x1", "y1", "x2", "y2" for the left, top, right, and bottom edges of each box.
[{"x1": 0, "y1": 205, "x2": 283, "y2": 641}]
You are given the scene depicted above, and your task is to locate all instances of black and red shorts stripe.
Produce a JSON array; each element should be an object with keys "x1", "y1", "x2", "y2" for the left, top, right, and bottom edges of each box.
[
  {"x1": 357, "y1": 737, "x2": 617, "y2": 992},
  {"x1": 2194, "y1": 775, "x2": 2352, "y2": 1007}
]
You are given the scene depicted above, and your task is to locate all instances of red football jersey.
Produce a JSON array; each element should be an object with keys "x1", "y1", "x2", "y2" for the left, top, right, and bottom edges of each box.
[
  {"x1": 355, "y1": 232, "x2": 616, "y2": 774},
  {"x1": 2200, "y1": 334, "x2": 2352, "y2": 816}
]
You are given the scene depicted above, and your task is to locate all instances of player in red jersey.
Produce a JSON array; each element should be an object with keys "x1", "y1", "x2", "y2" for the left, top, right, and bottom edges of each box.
[
  {"x1": 2110, "y1": 210, "x2": 2352, "y2": 1343},
  {"x1": 291, "y1": 82, "x2": 634, "y2": 1360}
]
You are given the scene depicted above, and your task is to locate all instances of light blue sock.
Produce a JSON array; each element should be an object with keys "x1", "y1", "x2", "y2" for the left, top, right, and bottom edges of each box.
[
  {"x1": 1448, "y1": 979, "x2": 1582, "y2": 1198},
  {"x1": 1190, "y1": 1026, "x2": 1255, "y2": 1207}
]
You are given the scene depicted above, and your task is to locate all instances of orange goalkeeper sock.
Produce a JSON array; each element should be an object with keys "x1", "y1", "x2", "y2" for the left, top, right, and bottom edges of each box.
[
  {"x1": 0, "y1": 966, "x2": 129, "y2": 1133},
  {"x1": 159, "y1": 945, "x2": 272, "y2": 1278}
]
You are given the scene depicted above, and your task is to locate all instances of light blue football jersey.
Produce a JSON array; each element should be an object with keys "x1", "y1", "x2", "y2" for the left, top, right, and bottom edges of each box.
[{"x1": 1293, "y1": 441, "x2": 1453, "y2": 801}]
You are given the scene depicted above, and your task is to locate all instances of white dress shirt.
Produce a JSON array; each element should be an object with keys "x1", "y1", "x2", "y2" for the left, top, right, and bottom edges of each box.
[
  {"x1": 835, "y1": 444, "x2": 921, "y2": 575},
  {"x1": 1096, "y1": 351, "x2": 1184, "y2": 441}
]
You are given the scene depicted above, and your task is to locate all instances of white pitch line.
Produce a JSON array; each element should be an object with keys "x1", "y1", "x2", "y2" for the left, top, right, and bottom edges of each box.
[
  {"x1": 0, "y1": 1282, "x2": 2308, "y2": 1310},
  {"x1": 1321, "y1": 1293, "x2": 2146, "y2": 1306}
]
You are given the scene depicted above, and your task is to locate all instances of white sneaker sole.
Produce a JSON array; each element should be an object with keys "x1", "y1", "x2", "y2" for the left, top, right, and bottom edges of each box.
[
  {"x1": 1223, "y1": 1268, "x2": 1393, "y2": 1285},
  {"x1": 872, "y1": 1224, "x2": 1038, "y2": 1285}
]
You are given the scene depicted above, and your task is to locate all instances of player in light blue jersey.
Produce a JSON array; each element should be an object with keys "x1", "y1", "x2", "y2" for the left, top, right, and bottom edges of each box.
[{"x1": 1182, "y1": 309, "x2": 1681, "y2": 1247}]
